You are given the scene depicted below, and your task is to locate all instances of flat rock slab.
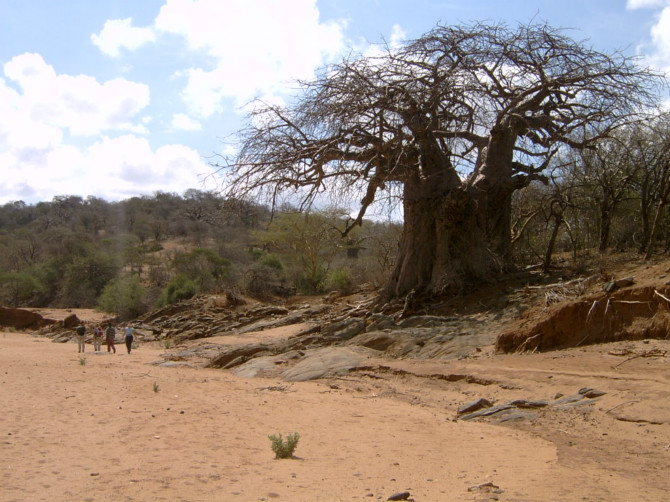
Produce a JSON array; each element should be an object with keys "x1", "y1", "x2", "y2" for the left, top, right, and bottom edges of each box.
[
  {"x1": 232, "y1": 346, "x2": 368, "y2": 382},
  {"x1": 459, "y1": 403, "x2": 516, "y2": 421},
  {"x1": 494, "y1": 410, "x2": 539, "y2": 423},
  {"x1": 606, "y1": 395, "x2": 670, "y2": 425},
  {"x1": 280, "y1": 346, "x2": 366, "y2": 382},
  {"x1": 155, "y1": 361, "x2": 196, "y2": 368},
  {"x1": 458, "y1": 398, "x2": 493, "y2": 415},
  {"x1": 508, "y1": 399, "x2": 548, "y2": 408},
  {"x1": 579, "y1": 387, "x2": 607, "y2": 398},
  {"x1": 552, "y1": 394, "x2": 587, "y2": 405},
  {"x1": 459, "y1": 389, "x2": 606, "y2": 422},
  {"x1": 554, "y1": 397, "x2": 601, "y2": 410},
  {"x1": 231, "y1": 351, "x2": 304, "y2": 379}
]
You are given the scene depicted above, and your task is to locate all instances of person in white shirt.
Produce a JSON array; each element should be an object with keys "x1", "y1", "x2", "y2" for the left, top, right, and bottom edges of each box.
[{"x1": 124, "y1": 325, "x2": 134, "y2": 354}]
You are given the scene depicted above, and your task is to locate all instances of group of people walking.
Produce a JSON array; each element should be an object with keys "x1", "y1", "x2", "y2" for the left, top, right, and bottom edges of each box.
[{"x1": 74, "y1": 324, "x2": 135, "y2": 354}]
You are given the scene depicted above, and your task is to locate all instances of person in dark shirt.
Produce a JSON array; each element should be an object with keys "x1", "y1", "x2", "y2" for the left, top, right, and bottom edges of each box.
[
  {"x1": 75, "y1": 325, "x2": 86, "y2": 353},
  {"x1": 105, "y1": 324, "x2": 116, "y2": 354}
]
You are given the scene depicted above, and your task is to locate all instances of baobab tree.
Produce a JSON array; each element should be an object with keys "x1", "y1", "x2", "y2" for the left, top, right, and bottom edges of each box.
[{"x1": 219, "y1": 22, "x2": 663, "y2": 299}]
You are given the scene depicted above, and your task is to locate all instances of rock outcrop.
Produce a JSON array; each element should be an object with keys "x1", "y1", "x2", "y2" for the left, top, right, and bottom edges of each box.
[{"x1": 0, "y1": 307, "x2": 55, "y2": 330}]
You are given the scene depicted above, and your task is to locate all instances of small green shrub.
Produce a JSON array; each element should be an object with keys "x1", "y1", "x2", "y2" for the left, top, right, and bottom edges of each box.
[
  {"x1": 0, "y1": 270, "x2": 44, "y2": 307},
  {"x1": 153, "y1": 381, "x2": 160, "y2": 393},
  {"x1": 97, "y1": 274, "x2": 147, "y2": 319},
  {"x1": 246, "y1": 262, "x2": 289, "y2": 299},
  {"x1": 296, "y1": 265, "x2": 327, "y2": 295},
  {"x1": 79, "y1": 356, "x2": 86, "y2": 366},
  {"x1": 325, "y1": 268, "x2": 354, "y2": 295},
  {"x1": 158, "y1": 275, "x2": 197, "y2": 305},
  {"x1": 258, "y1": 253, "x2": 284, "y2": 271},
  {"x1": 268, "y1": 432, "x2": 300, "y2": 459}
]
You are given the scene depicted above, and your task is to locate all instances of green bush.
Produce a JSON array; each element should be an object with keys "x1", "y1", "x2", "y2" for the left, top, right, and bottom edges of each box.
[
  {"x1": 172, "y1": 248, "x2": 230, "y2": 292},
  {"x1": 246, "y1": 259, "x2": 292, "y2": 298},
  {"x1": 268, "y1": 432, "x2": 300, "y2": 459},
  {"x1": 62, "y1": 247, "x2": 122, "y2": 307},
  {"x1": 0, "y1": 270, "x2": 44, "y2": 307},
  {"x1": 295, "y1": 264, "x2": 327, "y2": 295},
  {"x1": 258, "y1": 253, "x2": 284, "y2": 271},
  {"x1": 158, "y1": 275, "x2": 197, "y2": 305},
  {"x1": 325, "y1": 268, "x2": 354, "y2": 295},
  {"x1": 97, "y1": 275, "x2": 147, "y2": 319}
]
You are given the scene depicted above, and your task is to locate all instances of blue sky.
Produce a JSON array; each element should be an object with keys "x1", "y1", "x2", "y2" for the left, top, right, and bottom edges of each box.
[{"x1": 1, "y1": 0, "x2": 669, "y2": 205}]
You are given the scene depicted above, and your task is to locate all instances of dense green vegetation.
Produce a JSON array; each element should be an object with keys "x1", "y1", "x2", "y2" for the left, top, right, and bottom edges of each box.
[{"x1": 0, "y1": 191, "x2": 401, "y2": 316}]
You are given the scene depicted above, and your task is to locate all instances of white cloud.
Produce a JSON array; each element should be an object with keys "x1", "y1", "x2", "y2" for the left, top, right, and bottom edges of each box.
[
  {"x1": 3, "y1": 53, "x2": 150, "y2": 137},
  {"x1": 0, "y1": 54, "x2": 218, "y2": 204},
  {"x1": 153, "y1": 0, "x2": 347, "y2": 118},
  {"x1": 627, "y1": 0, "x2": 670, "y2": 8},
  {"x1": 650, "y1": 7, "x2": 670, "y2": 68},
  {"x1": 171, "y1": 113, "x2": 202, "y2": 131},
  {"x1": 91, "y1": 17, "x2": 156, "y2": 58},
  {"x1": 0, "y1": 134, "x2": 218, "y2": 204},
  {"x1": 361, "y1": 23, "x2": 408, "y2": 58},
  {"x1": 389, "y1": 24, "x2": 407, "y2": 47},
  {"x1": 87, "y1": 136, "x2": 215, "y2": 195},
  {"x1": 624, "y1": 1, "x2": 670, "y2": 71}
]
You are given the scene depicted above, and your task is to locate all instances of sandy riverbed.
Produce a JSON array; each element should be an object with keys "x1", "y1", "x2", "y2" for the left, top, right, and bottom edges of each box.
[{"x1": 2, "y1": 323, "x2": 669, "y2": 501}]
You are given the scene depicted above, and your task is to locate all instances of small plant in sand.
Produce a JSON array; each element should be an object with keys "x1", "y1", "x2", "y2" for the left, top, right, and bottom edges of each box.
[
  {"x1": 153, "y1": 381, "x2": 160, "y2": 393},
  {"x1": 268, "y1": 432, "x2": 300, "y2": 459},
  {"x1": 78, "y1": 356, "x2": 86, "y2": 366},
  {"x1": 163, "y1": 338, "x2": 172, "y2": 349}
]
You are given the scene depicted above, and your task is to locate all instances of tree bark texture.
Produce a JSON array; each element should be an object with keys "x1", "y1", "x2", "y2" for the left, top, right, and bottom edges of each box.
[
  {"x1": 472, "y1": 127, "x2": 516, "y2": 260},
  {"x1": 386, "y1": 170, "x2": 493, "y2": 297}
]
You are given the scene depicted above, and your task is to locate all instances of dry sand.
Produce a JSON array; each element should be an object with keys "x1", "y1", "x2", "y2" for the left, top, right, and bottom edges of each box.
[{"x1": 2, "y1": 319, "x2": 669, "y2": 501}]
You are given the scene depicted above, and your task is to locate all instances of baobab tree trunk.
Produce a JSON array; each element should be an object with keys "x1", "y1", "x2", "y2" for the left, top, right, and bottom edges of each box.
[
  {"x1": 472, "y1": 127, "x2": 517, "y2": 261},
  {"x1": 385, "y1": 168, "x2": 493, "y2": 298},
  {"x1": 386, "y1": 129, "x2": 518, "y2": 298}
]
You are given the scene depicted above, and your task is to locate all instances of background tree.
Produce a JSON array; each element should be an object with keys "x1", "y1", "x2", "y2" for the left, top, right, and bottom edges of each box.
[
  {"x1": 245, "y1": 253, "x2": 290, "y2": 299},
  {"x1": 255, "y1": 211, "x2": 344, "y2": 294},
  {"x1": 219, "y1": 22, "x2": 662, "y2": 298},
  {"x1": 171, "y1": 247, "x2": 231, "y2": 292},
  {"x1": 568, "y1": 134, "x2": 640, "y2": 253},
  {"x1": 631, "y1": 114, "x2": 670, "y2": 258},
  {"x1": 60, "y1": 247, "x2": 122, "y2": 307},
  {"x1": 358, "y1": 221, "x2": 401, "y2": 287},
  {"x1": 0, "y1": 271, "x2": 44, "y2": 307},
  {"x1": 97, "y1": 275, "x2": 147, "y2": 319}
]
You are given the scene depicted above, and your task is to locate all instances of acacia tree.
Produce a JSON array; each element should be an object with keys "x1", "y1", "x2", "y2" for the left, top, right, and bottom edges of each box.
[
  {"x1": 256, "y1": 210, "x2": 344, "y2": 293},
  {"x1": 620, "y1": 113, "x2": 670, "y2": 257},
  {"x1": 559, "y1": 133, "x2": 642, "y2": 253},
  {"x1": 638, "y1": 115, "x2": 670, "y2": 259},
  {"x1": 581, "y1": 140, "x2": 639, "y2": 253},
  {"x1": 219, "y1": 22, "x2": 662, "y2": 298}
]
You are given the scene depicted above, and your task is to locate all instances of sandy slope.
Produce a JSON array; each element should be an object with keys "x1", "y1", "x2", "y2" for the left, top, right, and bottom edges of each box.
[{"x1": 1, "y1": 323, "x2": 669, "y2": 501}]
